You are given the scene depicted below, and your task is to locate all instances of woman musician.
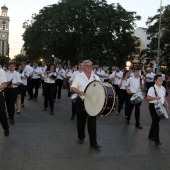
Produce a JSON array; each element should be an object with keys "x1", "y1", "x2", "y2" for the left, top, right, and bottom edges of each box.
[
  {"x1": 42, "y1": 64, "x2": 56, "y2": 115},
  {"x1": 146, "y1": 74, "x2": 169, "y2": 146},
  {"x1": 117, "y1": 70, "x2": 130, "y2": 117}
]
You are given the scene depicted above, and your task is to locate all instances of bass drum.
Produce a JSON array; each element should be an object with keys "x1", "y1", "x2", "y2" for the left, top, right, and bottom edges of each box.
[{"x1": 84, "y1": 80, "x2": 115, "y2": 117}]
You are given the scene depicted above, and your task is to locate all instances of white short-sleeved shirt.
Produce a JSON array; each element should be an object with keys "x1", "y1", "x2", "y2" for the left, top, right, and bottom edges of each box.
[
  {"x1": 71, "y1": 72, "x2": 100, "y2": 99},
  {"x1": 110, "y1": 71, "x2": 123, "y2": 85},
  {"x1": 95, "y1": 69, "x2": 106, "y2": 82},
  {"x1": 21, "y1": 70, "x2": 29, "y2": 85},
  {"x1": 70, "y1": 71, "x2": 81, "y2": 82},
  {"x1": 25, "y1": 65, "x2": 33, "y2": 75},
  {"x1": 0, "y1": 68, "x2": 7, "y2": 92},
  {"x1": 147, "y1": 85, "x2": 166, "y2": 104},
  {"x1": 43, "y1": 72, "x2": 56, "y2": 84},
  {"x1": 41, "y1": 66, "x2": 47, "y2": 72},
  {"x1": 125, "y1": 76, "x2": 144, "y2": 93},
  {"x1": 56, "y1": 68, "x2": 66, "y2": 80},
  {"x1": 146, "y1": 72, "x2": 155, "y2": 82},
  {"x1": 66, "y1": 70, "x2": 73, "y2": 80},
  {"x1": 5, "y1": 71, "x2": 21, "y2": 88},
  {"x1": 31, "y1": 67, "x2": 42, "y2": 79},
  {"x1": 118, "y1": 78, "x2": 128, "y2": 90}
]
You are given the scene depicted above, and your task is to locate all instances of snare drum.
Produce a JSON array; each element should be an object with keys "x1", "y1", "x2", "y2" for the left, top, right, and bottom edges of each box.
[
  {"x1": 154, "y1": 102, "x2": 169, "y2": 119},
  {"x1": 84, "y1": 81, "x2": 115, "y2": 117},
  {"x1": 130, "y1": 92, "x2": 145, "y2": 104}
]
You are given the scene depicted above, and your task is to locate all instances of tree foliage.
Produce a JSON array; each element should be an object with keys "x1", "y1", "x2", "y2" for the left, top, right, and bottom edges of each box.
[
  {"x1": 13, "y1": 54, "x2": 28, "y2": 63},
  {"x1": 145, "y1": 5, "x2": 170, "y2": 66},
  {"x1": 22, "y1": 0, "x2": 141, "y2": 66},
  {"x1": 0, "y1": 55, "x2": 9, "y2": 66}
]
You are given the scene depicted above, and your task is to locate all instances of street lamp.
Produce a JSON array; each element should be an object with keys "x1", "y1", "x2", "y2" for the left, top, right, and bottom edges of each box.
[
  {"x1": 126, "y1": 61, "x2": 132, "y2": 70},
  {"x1": 157, "y1": 0, "x2": 162, "y2": 73}
]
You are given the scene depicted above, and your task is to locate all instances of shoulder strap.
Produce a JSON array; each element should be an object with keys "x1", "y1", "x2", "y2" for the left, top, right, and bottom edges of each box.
[{"x1": 153, "y1": 86, "x2": 157, "y2": 96}]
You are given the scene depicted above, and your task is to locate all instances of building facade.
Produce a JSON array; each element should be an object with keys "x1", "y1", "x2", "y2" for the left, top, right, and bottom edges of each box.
[{"x1": 0, "y1": 5, "x2": 9, "y2": 56}]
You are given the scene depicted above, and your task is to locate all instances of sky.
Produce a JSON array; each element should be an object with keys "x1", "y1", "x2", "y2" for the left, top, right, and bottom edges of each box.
[{"x1": 1, "y1": 0, "x2": 169, "y2": 58}]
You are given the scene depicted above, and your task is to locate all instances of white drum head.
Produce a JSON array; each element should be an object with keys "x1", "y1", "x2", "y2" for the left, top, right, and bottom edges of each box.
[{"x1": 84, "y1": 81, "x2": 105, "y2": 116}]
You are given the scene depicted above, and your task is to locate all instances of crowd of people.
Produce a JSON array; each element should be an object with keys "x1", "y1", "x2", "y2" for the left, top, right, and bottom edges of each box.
[{"x1": 0, "y1": 60, "x2": 169, "y2": 150}]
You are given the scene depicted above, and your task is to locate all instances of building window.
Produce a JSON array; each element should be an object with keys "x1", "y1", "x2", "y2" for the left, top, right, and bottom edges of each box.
[
  {"x1": 147, "y1": 36, "x2": 150, "y2": 40},
  {"x1": 147, "y1": 44, "x2": 150, "y2": 48},
  {"x1": 2, "y1": 21, "x2": 6, "y2": 30}
]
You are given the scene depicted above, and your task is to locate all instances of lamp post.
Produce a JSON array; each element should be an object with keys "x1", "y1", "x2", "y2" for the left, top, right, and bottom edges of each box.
[{"x1": 157, "y1": 0, "x2": 162, "y2": 73}]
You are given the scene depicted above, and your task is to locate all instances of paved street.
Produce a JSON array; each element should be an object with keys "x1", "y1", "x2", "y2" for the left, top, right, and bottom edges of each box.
[{"x1": 0, "y1": 88, "x2": 170, "y2": 170}]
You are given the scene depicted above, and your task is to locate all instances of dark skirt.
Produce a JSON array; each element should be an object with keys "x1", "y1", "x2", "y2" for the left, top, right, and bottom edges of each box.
[{"x1": 17, "y1": 85, "x2": 22, "y2": 94}]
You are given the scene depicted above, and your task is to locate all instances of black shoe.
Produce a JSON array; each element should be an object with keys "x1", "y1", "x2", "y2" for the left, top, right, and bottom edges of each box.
[
  {"x1": 43, "y1": 108, "x2": 47, "y2": 111},
  {"x1": 21, "y1": 104, "x2": 24, "y2": 107},
  {"x1": 28, "y1": 98, "x2": 33, "y2": 100},
  {"x1": 136, "y1": 125, "x2": 143, "y2": 129},
  {"x1": 4, "y1": 129, "x2": 9, "y2": 136},
  {"x1": 17, "y1": 112, "x2": 20, "y2": 114},
  {"x1": 90, "y1": 144, "x2": 101, "y2": 150},
  {"x1": 10, "y1": 120, "x2": 15, "y2": 125},
  {"x1": 78, "y1": 139, "x2": 84, "y2": 144},
  {"x1": 34, "y1": 98, "x2": 37, "y2": 101},
  {"x1": 155, "y1": 141, "x2": 162, "y2": 146},
  {"x1": 148, "y1": 137, "x2": 155, "y2": 141},
  {"x1": 126, "y1": 120, "x2": 130, "y2": 124}
]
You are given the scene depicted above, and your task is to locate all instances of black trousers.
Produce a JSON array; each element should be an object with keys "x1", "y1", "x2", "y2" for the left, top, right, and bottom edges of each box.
[
  {"x1": 126, "y1": 94, "x2": 141, "y2": 126},
  {"x1": 0, "y1": 92, "x2": 9, "y2": 130},
  {"x1": 71, "y1": 97, "x2": 76, "y2": 118},
  {"x1": 30, "y1": 78, "x2": 40, "y2": 99},
  {"x1": 67, "y1": 79, "x2": 71, "y2": 97},
  {"x1": 149, "y1": 103, "x2": 160, "y2": 142},
  {"x1": 27, "y1": 78, "x2": 32, "y2": 95},
  {"x1": 118, "y1": 89, "x2": 128, "y2": 116},
  {"x1": 146, "y1": 82, "x2": 154, "y2": 96},
  {"x1": 41, "y1": 79, "x2": 44, "y2": 94},
  {"x1": 113, "y1": 84, "x2": 120, "y2": 96},
  {"x1": 21, "y1": 84, "x2": 27, "y2": 104},
  {"x1": 54, "y1": 79, "x2": 63, "y2": 99},
  {"x1": 4, "y1": 88, "x2": 18, "y2": 120},
  {"x1": 43, "y1": 82, "x2": 55, "y2": 112},
  {"x1": 75, "y1": 97, "x2": 97, "y2": 146}
]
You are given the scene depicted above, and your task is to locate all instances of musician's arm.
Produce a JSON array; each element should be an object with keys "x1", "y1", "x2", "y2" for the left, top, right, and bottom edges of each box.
[
  {"x1": 71, "y1": 87, "x2": 84, "y2": 96},
  {"x1": 146, "y1": 88, "x2": 161, "y2": 101},
  {"x1": 164, "y1": 97, "x2": 169, "y2": 108},
  {"x1": 125, "y1": 78, "x2": 131, "y2": 94},
  {"x1": 0, "y1": 82, "x2": 7, "y2": 90}
]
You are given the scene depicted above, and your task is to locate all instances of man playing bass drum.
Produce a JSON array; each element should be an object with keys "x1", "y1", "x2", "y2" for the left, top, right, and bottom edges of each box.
[
  {"x1": 146, "y1": 74, "x2": 169, "y2": 146},
  {"x1": 71, "y1": 60, "x2": 101, "y2": 150}
]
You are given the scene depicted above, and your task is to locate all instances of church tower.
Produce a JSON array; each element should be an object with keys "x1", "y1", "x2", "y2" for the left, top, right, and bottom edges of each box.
[{"x1": 0, "y1": 5, "x2": 9, "y2": 56}]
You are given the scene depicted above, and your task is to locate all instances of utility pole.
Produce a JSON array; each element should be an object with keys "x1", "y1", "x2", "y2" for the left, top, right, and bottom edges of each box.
[{"x1": 157, "y1": 0, "x2": 162, "y2": 73}]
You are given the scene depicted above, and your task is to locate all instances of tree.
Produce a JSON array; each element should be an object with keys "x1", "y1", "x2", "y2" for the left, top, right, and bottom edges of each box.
[
  {"x1": 23, "y1": 0, "x2": 141, "y2": 66},
  {"x1": 0, "y1": 55, "x2": 9, "y2": 66},
  {"x1": 13, "y1": 54, "x2": 28, "y2": 63},
  {"x1": 145, "y1": 5, "x2": 170, "y2": 67}
]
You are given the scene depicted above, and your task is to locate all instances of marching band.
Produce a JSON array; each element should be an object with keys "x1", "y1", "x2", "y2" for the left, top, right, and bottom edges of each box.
[{"x1": 0, "y1": 60, "x2": 169, "y2": 150}]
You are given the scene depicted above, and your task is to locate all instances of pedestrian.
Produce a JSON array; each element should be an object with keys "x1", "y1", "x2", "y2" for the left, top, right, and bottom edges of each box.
[
  {"x1": 15, "y1": 63, "x2": 23, "y2": 114},
  {"x1": 42, "y1": 64, "x2": 56, "y2": 115},
  {"x1": 69, "y1": 61, "x2": 83, "y2": 120},
  {"x1": 146, "y1": 74, "x2": 169, "y2": 146},
  {"x1": 0, "y1": 65, "x2": 9, "y2": 136},
  {"x1": 54, "y1": 62, "x2": 66, "y2": 102},
  {"x1": 125, "y1": 67, "x2": 144, "y2": 129},
  {"x1": 28, "y1": 61, "x2": 42, "y2": 100},
  {"x1": 117, "y1": 70, "x2": 130, "y2": 117},
  {"x1": 4, "y1": 62, "x2": 21, "y2": 124},
  {"x1": 71, "y1": 60, "x2": 101, "y2": 150}
]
